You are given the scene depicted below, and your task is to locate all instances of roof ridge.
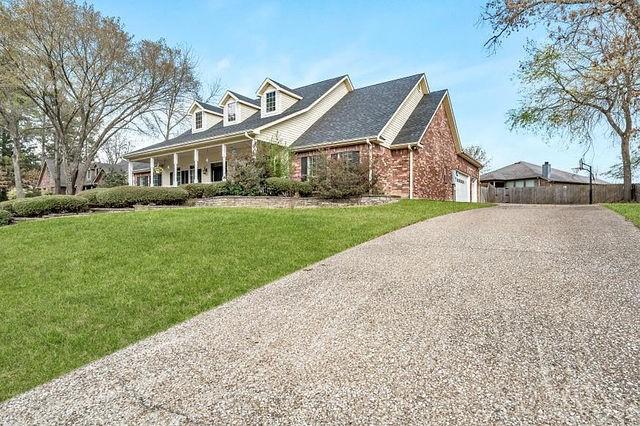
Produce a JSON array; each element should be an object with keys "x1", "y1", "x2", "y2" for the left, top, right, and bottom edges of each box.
[
  {"x1": 292, "y1": 75, "x2": 347, "y2": 91},
  {"x1": 353, "y1": 73, "x2": 423, "y2": 91}
]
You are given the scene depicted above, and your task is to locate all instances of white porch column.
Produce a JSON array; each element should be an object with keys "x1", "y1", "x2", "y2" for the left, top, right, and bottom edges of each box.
[
  {"x1": 127, "y1": 161, "x2": 133, "y2": 186},
  {"x1": 251, "y1": 139, "x2": 257, "y2": 158},
  {"x1": 149, "y1": 157, "x2": 155, "y2": 187},
  {"x1": 173, "y1": 153, "x2": 178, "y2": 187},
  {"x1": 222, "y1": 144, "x2": 227, "y2": 181},
  {"x1": 193, "y1": 149, "x2": 199, "y2": 183}
]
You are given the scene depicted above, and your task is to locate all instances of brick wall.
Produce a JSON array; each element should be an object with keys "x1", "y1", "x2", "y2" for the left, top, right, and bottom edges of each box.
[{"x1": 290, "y1": 103, "x2": 479, "y2": 200}]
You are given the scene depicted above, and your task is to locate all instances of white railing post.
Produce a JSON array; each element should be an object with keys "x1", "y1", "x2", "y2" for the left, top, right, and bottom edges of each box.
[
  {"x1": 193, "y1": 149, "x2": 199, "y2": 183},
  {"x1": 128, "y1": 161, "x2": 133, "y2": 186},
  {"x1": 222, "y1": 144, "x2": 227, "y2": 181},
  {"x1": 173, "y1": 153, "x2": 178, "y2": 187},
  {"x1": 149, "y1": 158, "x2": 155, "y2": 187}
]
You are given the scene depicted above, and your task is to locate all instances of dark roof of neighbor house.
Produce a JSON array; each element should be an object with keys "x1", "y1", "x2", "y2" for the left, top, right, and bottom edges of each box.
[
  {"x1": 127, "y1": 75, "x2": 348, "y2": 156},
  {"x1": 480, "y1": 161, "x2": 608, "y2": 184},
  {"x1": 229, "y1": 91, "x2": 261, "y2": 107},
  {"x1": 392, "y1": 89, "x2": 448, "y2": 146},
  {"x1": 291, "y1": 74, "x2": 424, "y2": 149},
  {"x1": 196, "y1": 101, "x2": 223, "y2": 115}
]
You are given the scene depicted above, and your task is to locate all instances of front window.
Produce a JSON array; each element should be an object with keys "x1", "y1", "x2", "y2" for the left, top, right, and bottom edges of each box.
[
  {"x1": 195, "y1": 111, "x2": 203, "y2": 129},
  {"x1": 331, "y1": 151, "x2": 360, "y2": 165},
  {"x1": 300, "y1": 156, "x2": 317, "y2": 181},
  {"x1": 265, "y1": 91, "x2": 276, "y2": 113},
  {"x1": 227, "y1": 102, "x2": 236, "y2": 122}
]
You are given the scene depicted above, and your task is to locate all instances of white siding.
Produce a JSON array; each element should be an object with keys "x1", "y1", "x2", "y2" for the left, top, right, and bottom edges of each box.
[
  {"x1": 258, "y1": 81, "x2": 350, "y2": 146},
  {"x1": 259, "y1": 85, "x2": 299, "y2": 118},
  {"x1": 223, "y1": 99, "x2": 258, "y2": 126},
  {"x1": 279, "y1": 92, "x2": 298, "y2": 112},
  {"x1": 380, "y1": 84, "x2": 424, "y2": 144},
  {"x1": 192, "y1": 109, "x2": 221, "y2": 133}
]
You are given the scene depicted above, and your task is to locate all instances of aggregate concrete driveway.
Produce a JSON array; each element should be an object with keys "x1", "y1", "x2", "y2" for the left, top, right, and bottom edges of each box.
[{"x1": 2, "y1": 204, "x2": 639, "y2": 424}]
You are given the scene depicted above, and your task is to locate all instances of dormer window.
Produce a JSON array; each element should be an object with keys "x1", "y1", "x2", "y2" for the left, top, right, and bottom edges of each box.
[
  {"x1": 227, "y1": 102, "x2": 237, "y2": 122},
  {"x1": 265, "y1": 91, "x2": 276, "y2": 113},
  {"x1": 195, "y1": 111, "x2": 202, "y2": 129}
]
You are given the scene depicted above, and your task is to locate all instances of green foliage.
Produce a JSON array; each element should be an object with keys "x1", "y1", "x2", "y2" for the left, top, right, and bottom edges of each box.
[
  {"x1": 98, "y1": 171, "x2": 128, "y2": 188},
  {"x1": 92, "y1": 186, "x2": 189, "y2": 208},
  {"x1": 0, "y1": 209, "x2": 12, "y2": 226},
  {"x1": 0, "y1": 199, "x2": 15, "y2": 213},
  {"x1": 202, "y1": 182, "x2": 230, "y2": 197},
  {"x1": 256, "y1": 142, "x2": 292, "y2": 178},
  {"x1": 226, "y1": 156, "x2": 265, "y2": 196},
  {"x1": 265, "y1": 177, "x2": 295, "y2": 196},
  {"x1": 310, "y1": 155, "x2": 372, "y2": 199},
  {"x1": 181, "y1": 183, "x2": 209, "y2": 198},
  {"x1": 76, "y1": 188, "x2": 109, "y2": 206},
  {"x1": 0, "y1": 200, "x2": 489, "y2": 401},
  {"x1": 7, "y1": 187, "x2": 41, "y2": 199},
  {"x1": 294, "y1": 180, "x2": 313, "y2": 198},
  {"x1": 11, "y1": 195, "x2": 88, "y2": 217}
]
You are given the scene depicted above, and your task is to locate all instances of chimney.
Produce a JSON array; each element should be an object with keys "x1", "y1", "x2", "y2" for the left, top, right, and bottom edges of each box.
[{"x1": 542, "y1": 162, "x2": 551, "y2": 180}]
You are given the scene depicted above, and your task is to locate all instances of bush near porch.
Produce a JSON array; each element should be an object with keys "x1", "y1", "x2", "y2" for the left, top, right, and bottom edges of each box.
[
  {"x1": 0, "y1": 200, "x2": 490, "y2": 401},
  {"x1": 78, "y1": 186, "x2": 189, "y2": 208}
]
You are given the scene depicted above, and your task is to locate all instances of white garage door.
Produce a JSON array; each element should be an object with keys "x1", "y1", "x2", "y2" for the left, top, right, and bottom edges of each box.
[{"x1": 453, "y1": 170, "x2": 470, "y2": 202}]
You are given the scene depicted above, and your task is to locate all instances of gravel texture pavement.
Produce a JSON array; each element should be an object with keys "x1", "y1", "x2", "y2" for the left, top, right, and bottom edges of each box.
[{"x1": 1, "y1": 204, "x2": 639, "y2": 424}]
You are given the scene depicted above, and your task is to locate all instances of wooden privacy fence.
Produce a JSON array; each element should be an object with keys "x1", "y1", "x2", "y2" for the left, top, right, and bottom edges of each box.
[{"x1": 480, "y1": 184, "x2": 640, "y2": 204}]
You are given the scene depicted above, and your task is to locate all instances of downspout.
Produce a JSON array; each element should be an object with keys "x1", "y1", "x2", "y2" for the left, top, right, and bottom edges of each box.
[
  {"x1": 245, "y1": 131, "x2": 256, "y2": 157},
  {"x1": 409, "y1": 146, "x2": 415, "y2": 199},
  {"x1": 366, "y1": 138, "x2": 373, "y2": 188}
]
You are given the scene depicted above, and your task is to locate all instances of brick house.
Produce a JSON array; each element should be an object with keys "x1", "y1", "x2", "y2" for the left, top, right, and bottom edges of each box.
[
  {"x1": 124, "y1": 73, "x2": 481, "y2": 201},
  {"x1": 480, "y1": 161, "x2": 608, "y2": 188},
  {"x1": 37, "y1": 159, "x2": 148, "y2": 193}
]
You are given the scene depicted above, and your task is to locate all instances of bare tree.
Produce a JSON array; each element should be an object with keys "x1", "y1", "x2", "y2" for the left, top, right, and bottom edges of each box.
[
  {"x1": 99, "y1": 133, "x2": 131, "y2": 166},
  {"x1": 483, "y1": 0, "x2": 640, "y2": 49},
  {"x1": 508, "y1": 14, "x2": 639, "y2": 200},
  {"x1": 463, "y1": 145, "x2": 492, "y2": 170},
  {"x1": 0, "y1": 0, "x2": 191, "y2": 194},
  {"x1": 141, "y1": 48, "x2": 220, "y2": 141}
]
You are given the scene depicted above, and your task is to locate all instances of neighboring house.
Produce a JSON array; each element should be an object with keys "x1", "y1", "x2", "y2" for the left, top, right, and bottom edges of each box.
[
  {"x1": 37, "y1": 159, "x2": 147, "y2": 192},
  {"x1": 480, "y1": 161, "x2": 608, "y2": 188},
  {"x1": 124, "y1": 73, "x2": 482, "y2": 201}
]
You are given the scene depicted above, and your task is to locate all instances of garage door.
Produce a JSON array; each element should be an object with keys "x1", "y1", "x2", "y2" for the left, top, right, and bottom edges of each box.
[{"x1": 453, "y1": 170, "x2": 470, "y2": 202}]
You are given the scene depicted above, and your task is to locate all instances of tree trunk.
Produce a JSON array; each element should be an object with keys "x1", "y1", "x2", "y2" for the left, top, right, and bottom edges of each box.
[
  {"x1": 75, "y1": 160, "x2": 90, "y2": 194},
  {"x1": 11, "y1": 136, "x2": 25, "y2": 198},
  {"x1": 65, "y1": 162, "x2": 78, "y2": 195},
  {"x1": 621, "y1": 134, "x2": 632, "y2": 201},
  {"x1": 52, "y1": 133, "x2": 62, "y2": 194}
]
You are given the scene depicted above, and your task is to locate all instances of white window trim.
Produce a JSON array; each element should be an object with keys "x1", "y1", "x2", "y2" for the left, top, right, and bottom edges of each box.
[
  {"x1": 195, "y1": 111, "x2": 203, "y2": 130},
  {"x1": 263, "y1": 90, "x2": 277, "y2": 116},
  {"x1": 225, "y1": 101, "x2": 239, "y2": 126}
]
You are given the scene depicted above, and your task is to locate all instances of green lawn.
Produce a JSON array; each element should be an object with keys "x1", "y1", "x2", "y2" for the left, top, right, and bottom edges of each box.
[
  {"x1": 0, "y1": 200, "x2": 488, "y2": 401},
  {"x1": 605, "y1": 203, "x2": 640, "y2": 227}
]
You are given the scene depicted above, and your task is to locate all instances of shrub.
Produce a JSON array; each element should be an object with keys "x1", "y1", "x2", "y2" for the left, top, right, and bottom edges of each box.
[
  {"x1": 11, "y1": 195, "x2": 88, "y2": 217},
  {"x1": 294, "y1": 180, "x2": 313, "y2": 198},
  {"x1": 227, "y1": 157, "x2": 265, "y2": 196},
  {"x1": 98, "y1": 171, "x2": 128, "y2": 188},
  {"x1": 0, "y1": 209, "x2": 12, "y2": 226},
  {"x1": 182, "y1": 183, "x2": 209, "y2": 198},
  {"x1": 0, "y1": 199, "x2": 15, "y2": 214},
  {"x1": 265, "y1": 177, "x2": 295, "y2": 196},
  {"x1": 93, "y1": 186, "x2": 189, "y2": 208},
  {"x1": 76, "y1": 188, "x2": 108, "y2": 206},
  {"x1": 310, "y1": 155, "x2": 372, "y2": 199},
  {"x1": 202, "y1": 182, "x2": 230, "y2": 197}
]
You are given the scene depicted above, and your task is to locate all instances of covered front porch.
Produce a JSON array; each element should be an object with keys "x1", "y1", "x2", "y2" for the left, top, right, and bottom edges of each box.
[{"x1": 127, "y1": 138, "x2": 256, "y2": 187}]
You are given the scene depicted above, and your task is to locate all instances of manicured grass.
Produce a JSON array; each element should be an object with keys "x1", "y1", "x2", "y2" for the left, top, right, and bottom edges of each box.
[
  {"x1": 0, "y1": 200, "x2": 489, "y2": 401},
  {"x1": 605, "y1": 203, "x2": 640, "y2": 227}
]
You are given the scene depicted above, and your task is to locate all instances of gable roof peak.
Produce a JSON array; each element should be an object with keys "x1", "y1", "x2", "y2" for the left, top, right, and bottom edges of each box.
[{"x1": 256, "y1": 78, "x2": 303, "y2": 99}]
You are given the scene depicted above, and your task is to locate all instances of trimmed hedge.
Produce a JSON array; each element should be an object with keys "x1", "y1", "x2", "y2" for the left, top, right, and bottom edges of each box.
[
  {"x1": 76, "y1": 188, "x2": 108, "y2": 207},
  {"x1": 0, "y1": 209, "x2": 12, "y2": 226},
  {"x1": 11, "y1": 195, "x2": 88, "y2": 217},
  {"x1": 0, "y1": 200, "x2": 15, "y2": 214},
  {"x1": 265, "y1": 177, "x2": 295, "y2": 196},
  {"x1": 93, "y1": 186, "x2": 189, "y2": 208},
  {"x1": 295, "y1": 181, "x2": 313, "y2": 198},
  {"x1": 181, "y1": 182, "x2": 232, "y2": 198}
]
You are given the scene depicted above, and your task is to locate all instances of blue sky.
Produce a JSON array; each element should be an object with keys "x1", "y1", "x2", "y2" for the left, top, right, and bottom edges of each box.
[{"x1": 90, "y1": 0, "x2": 621, "y2": 178}]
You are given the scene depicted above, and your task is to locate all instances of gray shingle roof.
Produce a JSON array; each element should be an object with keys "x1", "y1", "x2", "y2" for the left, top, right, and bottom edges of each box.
[
  {"x1": 291, "y1": 74, "x2": 423, "y2": 149},
  {"x1": 127, "y1": 75, "x2": 347, "y2": 156},
  {"x1": 392, "y1": 90, "x2": 447, "y2": 146},
  {"x1": 196, "y1": 101, "x2": 223, "y2": 115},
  {"x1": 267, "y1": 79, "x2": 300, "y2": 97},
  {"x1": 229, "y1": 91, "x2": 260, "y2": 107},
  {"x1": 480, "y1": 161, "x2": 608, "y2": 184}
]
